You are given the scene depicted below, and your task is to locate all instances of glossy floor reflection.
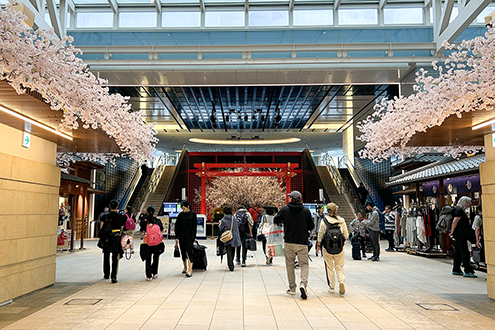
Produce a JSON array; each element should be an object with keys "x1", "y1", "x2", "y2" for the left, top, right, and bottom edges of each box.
[{"x1": 2, "y1": 239, "x2": 495, "y2": 330}]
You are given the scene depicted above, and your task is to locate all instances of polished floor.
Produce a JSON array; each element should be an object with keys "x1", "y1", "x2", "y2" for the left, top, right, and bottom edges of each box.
[{"x1": 1, "y1": 239, "x2": 495, "y2": 330}]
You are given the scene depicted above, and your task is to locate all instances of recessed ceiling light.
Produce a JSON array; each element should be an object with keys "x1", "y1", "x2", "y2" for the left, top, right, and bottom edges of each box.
[{"x1": 189, "y1": 137, "x2": 301, "y2": 145}]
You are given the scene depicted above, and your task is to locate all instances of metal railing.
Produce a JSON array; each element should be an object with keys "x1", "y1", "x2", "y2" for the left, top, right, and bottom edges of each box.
[
  {"x1": 119, "y1": 167, "x2": 142, "y2": 209},
  {"x1": 131, "y1": 152, "x2": 168, "y2": 214},
  {"x1": 322, "y1": 154, "x2": 363, "y2": 215}
]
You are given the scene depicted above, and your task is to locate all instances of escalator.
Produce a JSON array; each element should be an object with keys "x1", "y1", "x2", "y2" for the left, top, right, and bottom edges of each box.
[
  {"x1": 127, "y1": 166, "x2": 154, "y2": 210},
  {"x1": 147, "y1": 166, "x2": 177, "y2": 214},
  {"x1": 339, "y1": 167, "x2": 360, "y2": 199}
]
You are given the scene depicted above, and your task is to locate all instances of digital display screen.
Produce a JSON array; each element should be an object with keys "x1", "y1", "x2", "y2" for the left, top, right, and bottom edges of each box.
[{"x1": 163, "y1": 203, "x2": 180, "y2": 214}]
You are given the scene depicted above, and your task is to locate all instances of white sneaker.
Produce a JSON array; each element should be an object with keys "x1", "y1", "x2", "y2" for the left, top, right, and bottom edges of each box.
[
  {"x1": 328, "y1": 287, "x2": 335, "y2": 294},
  {"x1": 152, "y1": 274, "x2": 158, "y2": 279}
]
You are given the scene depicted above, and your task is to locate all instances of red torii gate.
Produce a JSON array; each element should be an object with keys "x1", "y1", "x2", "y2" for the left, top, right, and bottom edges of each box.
[{"x1": 193, "y1": 162, "x2": 300, "y2": 215}]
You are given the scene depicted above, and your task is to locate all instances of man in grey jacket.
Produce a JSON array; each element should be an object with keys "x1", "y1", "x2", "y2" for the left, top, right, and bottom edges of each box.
[{"x1": 363, "y1": 202, "x2": 380, "y2": 261}]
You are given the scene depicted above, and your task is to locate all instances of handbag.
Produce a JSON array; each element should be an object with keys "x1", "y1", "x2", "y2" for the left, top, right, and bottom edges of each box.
[
  {"x1": 174, "y1": 243, "x2": 181, "y2": 258},
  {"x1": 246, "y1": 238, "x2": 257, "y2": 251},
  {"x1": 220, "y1": 216, "x2": 234, "y2": 243},
  {"x1": 256, "y1": 215, "x2": 266, "y2": 241}
]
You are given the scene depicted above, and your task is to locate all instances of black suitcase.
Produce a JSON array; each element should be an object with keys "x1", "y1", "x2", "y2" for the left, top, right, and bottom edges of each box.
[
  {"x1": 192, "y1": 244, "x2": 208, "y2": 270},
  {"x1": 352, "y1": 241, "x2": 362, "y2": 260}
]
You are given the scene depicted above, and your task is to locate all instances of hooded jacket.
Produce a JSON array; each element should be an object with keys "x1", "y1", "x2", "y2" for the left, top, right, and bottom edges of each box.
[
  {"x1": 317, "y1": 214, "x2": 349, "y2": 243},
  {"x1": 273, "y1": 202, "x2": 314, "y2": 245},
  {"x1": 364, "y1": 206, "x2": 381, "y2": 232}
]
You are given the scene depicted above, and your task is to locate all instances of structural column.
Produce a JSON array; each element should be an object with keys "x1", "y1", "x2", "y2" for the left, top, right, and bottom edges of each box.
[{"x1": 480, "y1": 133, "x2": 495, "y2": 299}]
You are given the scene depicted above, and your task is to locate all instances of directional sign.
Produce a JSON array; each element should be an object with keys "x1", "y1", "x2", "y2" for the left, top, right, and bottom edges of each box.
[
  {"x1": 22, "y1": 132, "x2": 31, "y2": 148},
  {"x1": 493, "y1": 133, "x2": 495, "y2": 149}
]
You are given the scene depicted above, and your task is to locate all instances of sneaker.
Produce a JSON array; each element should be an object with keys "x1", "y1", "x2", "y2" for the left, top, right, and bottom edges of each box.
[
  {"x1": 371, "y1": 257, "x2": 379, "y2": 261},
  {"x1": 368, "y1": 256, "x2": 374, "y2": 260},
  {"x1": 300, "y1": 286, "x2": 308, "y2": 300},
  {"x1": 452, "y1": 271, "x2": 463, "y2": 276},
  {"x1": 328, "y1": 287, "x2": 335, "y2": 294},
  {"x1": 241, "y1": 261, "x2": 246, "y2": 267},
  {"x1": 463, "y1": 273, "x2": 477, "y2": 278},
  {"x1": 362, "y1": 254, "x2": 367, "y2": 258},
  {"x1": 294, "y1": 262, "x2": 299, "y2": 268},
  {"x1": 385, "y1": 248, "x2": 393, "y2": 252},
  {"x1": 111, "y1": 278, "x2": 118, "y2": 284},
  {"x1": 339, "y1": 283, "x2": 345, "y2": 295},
  {"x1": 236, "y1": 260, "x2": 241, "y2": 266},
  {"x1": 286, "y1": 289, "x2": 296, "y2": 295},
  {"x1": 103, "y1": 275, "x2": 109, "y2": 280},
  {"x1": 146, "y1": 278, "x2": 152, "y2": 282},
  {"x1": 266, "y1": 257, "x2": 271, "y2": 265},
  {"x1": 152, "y1": 274, "x2": 158, "y2": 279}
]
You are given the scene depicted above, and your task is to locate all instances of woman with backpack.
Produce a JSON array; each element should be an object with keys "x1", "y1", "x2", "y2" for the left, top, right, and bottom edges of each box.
[
  {"x1": 316, "y1": 203, "x2": 349, "y2": 296},
  {"x1": 142, "y1": 206, "x2": 164, "y2": 281},
  {"x1": 123, "y1": 206, "x2": 136, "y2": 253}
]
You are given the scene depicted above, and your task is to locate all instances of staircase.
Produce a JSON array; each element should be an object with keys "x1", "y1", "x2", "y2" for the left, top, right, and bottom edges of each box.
[
  {"x1": 339, "y1": 168, "x2": 360, "y2": 198},
  {"x1": 146, "y1": 166, "x2": 177, "y2": 214},
  {"x1": 316, "y1": 166, "x2": 356, "y2": 224},
  {"x1": 127, "y1": 167, "x2": 153, "y2": 210}
]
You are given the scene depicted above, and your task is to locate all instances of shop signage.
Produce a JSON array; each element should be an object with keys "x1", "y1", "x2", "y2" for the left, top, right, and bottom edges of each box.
[
  {"x1": 493, "y1": 133, "x2": 495, "y2": 148},
  {"x1": 22, "y1": 132, "x2": 31, "y2": 148}
]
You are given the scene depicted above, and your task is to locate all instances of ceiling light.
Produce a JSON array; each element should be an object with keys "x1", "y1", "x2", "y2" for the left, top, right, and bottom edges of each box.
[
  {"x1": 472, "y1": 118, "x2": 495, "y2": 130},
  {"x1": 189, "y1": 137, "x2": 301, "y2": 145},
  {"x1": 0, "y1": 105, "x2": 72, "y2": 140}
]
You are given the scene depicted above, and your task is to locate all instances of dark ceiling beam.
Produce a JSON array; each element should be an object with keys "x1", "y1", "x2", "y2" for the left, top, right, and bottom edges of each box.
[
  {"x1": 167, "y1": 87, "x2": 194, "y2": 132},
  {"x1": 249, "y1": 86, "x2": 257, "y2": 133},
  {"x1": 189, "y1": 87, "x2": 208, "y2": 131},
  {"x1": 256, "y1": 87, "x2": 267, "y2": 130},
  {"x1": 285, "y1": 86, "x2": 314, "y2": 131},
  {"x1": 216, "y1": 87, "x2": 228, "y2": 132},
  {"x1": 180, "y1": 87, "x2": 203, "y2": 132},
  {"x1": 156, "y1": 87, "x2": 189, "y2": 132},
  {"x1": 199, "y1": 87, "x2": 216, "y2": 131},
  {"x1": 236, "y1": 87, "x2": 241, "y2": 132},
  {"x1": 336, "y1": 85, "x2": 388, "y2": 132},
  {"x1": 274, "y1": 86, "x2": 294, "y2": 132},
  {"x1": 302, "y1": 85, "x2": 343, "y2": 131},
  {"x1": 262, "y1": 86, "x2": 281, "y2": 132},
  {"x1": 294, "y1": 86, "x2": 322, "y2": 130}
]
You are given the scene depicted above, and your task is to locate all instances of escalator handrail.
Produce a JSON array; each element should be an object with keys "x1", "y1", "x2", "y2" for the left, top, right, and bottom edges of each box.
[
  {"x1": 119, "y1": 167, "x2": 142, "y2": 209},
  {"x1": 131, "y1": 152, "x2": 168, "y2": 212}
]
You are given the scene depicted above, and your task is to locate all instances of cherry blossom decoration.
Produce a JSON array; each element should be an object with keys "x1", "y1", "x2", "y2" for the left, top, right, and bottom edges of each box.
[
  {"x1": 357, "y1": 25, "x2": 495, "y2": 161},
  {"x1": 0, "y1": 1, "x2": 157, "y2": 164}
]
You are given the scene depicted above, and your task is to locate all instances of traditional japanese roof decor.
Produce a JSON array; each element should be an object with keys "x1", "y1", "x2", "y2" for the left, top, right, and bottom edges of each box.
[
  {"x1": 61, "y1": 172, "x2": 91, "y2": 184},
  {"x1": 387, "y1": 154, "x2": 485, "y2": 187},
  {"x1": 392, "y1": 153, "x2": 451, "y2": 171}
]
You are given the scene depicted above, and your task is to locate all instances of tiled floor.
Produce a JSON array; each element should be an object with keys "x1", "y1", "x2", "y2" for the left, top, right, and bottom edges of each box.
[{"x1": 2, "y1": 239, "x2": 495, "y2": 330}]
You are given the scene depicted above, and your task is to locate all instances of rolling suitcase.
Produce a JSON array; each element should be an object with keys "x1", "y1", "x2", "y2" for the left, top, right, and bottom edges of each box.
[
  {"x1": 192, "y1": 243, "x2": 208, "y2": 270},
  {"x1": 352, "y1": 241, "x2": 362, "y2": 260}
]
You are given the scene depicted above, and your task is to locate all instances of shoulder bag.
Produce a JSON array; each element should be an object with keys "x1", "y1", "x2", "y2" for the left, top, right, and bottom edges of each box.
[{"x1": 220, "y1": 216, "x2": 234, "y2": 243}]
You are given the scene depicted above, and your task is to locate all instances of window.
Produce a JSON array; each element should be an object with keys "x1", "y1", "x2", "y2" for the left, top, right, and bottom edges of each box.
[
  {"x1": 384, "y1": 7, "x2": 423, "y2": 24},
  {"x1": 76, "y1": 12, "x2": 113, "y2": 28},
  {"x1": 162, "y1": 11, "x2": 201, "y2": 27},
  {"x1": 249, "y1": 10, "x2": 288, "y2": 27},
  {"x1": 45, "y1": 11, "x2": 71, "y2": 28},
  {"x1": 477, "y1": 6, "x2": 495, "y2": 24},
  {"x1": 294, "y1": 9, "x2": 333, "y2": 26},
  {"x1": 339, "y1": 8, "x2": 377, "y2": 25},
  {"x1": 119, "y1": 12, "x2": 156, "y2": 28},
  {"x1": 205, "y1": 11, "x2": 245, "y2": 27}
]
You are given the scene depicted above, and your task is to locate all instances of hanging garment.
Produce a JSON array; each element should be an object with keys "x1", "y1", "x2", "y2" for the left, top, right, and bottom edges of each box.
[
  {"x1": 400, "y1": 214, "x2": 408, "y2": 237},
  {"x1": 424, "y1": 209, "x2": 432, "y2": 237},
  {"x1": 416, "y1": 216, "x2": 426, "y2": 244},
  {"x1": 406, "y1": 216, "x2": 417, "y2": 245}
]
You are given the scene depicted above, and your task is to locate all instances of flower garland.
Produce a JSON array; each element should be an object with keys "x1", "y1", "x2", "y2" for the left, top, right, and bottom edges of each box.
[
  {"x1": 0, "y1": 1, "x2": 157, "y2": 164},
  {"x1": 57, "y1": 152, "x2": 125, "y2": 167},
  {"x1": 357, "y1": 24, "x2": 495, "y2": 161}
]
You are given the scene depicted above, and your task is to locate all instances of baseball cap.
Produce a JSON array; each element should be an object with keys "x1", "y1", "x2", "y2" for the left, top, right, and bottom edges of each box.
[{"x1": 288, "y1": 191, "x2": 302, "y2": 200}]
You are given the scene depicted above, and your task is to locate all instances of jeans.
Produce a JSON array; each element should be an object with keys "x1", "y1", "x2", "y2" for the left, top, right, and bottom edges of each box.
[
  {"x1": 369, "y1": 230, "x2": 380, "y2": 258},
  {"x1": 284, "y1": 242, "x2": 309, "y2": 291},
  {"x1": 235, "y1": 231, "x2": 250, "y2": 262}
]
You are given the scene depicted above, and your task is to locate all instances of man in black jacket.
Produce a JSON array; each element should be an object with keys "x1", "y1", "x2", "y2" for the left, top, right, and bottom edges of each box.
[{"x1": 274, "y1": 191, "x2": 314, "y2": 299}]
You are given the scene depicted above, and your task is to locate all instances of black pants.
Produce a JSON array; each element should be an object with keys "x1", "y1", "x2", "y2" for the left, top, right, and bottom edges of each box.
[
  {"x1": 369, "y1": 230, "x2": 380, "y2": 258},
  {"x1": 103, "y1": 250, "x2": 120, "y2": 280},
  {"x1": 235, "y1": 231, "x2": 250, "y2": 262},
  {"x1": 226, "y1": 245, "x2": 236, "y2": 271},
  {"x1": 385, "y1": 230, "x2": 395, "y2": 250},
  {"x1": 453, "y1": 237, "x2": 474, "y2": 274},
  {"x1": 145, "y1": 251, "x2": 160, "y2": 278},
  {"x1": 357, "y1": 235, "x2": 367, "y2": 256}
]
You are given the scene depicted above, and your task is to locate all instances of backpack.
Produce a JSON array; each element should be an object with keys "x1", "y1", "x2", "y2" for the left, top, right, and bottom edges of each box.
[
  {"x1": 378, "y1": 211, "x2": 385, "y2": 233},
  {"x1": 125, "y1": 213, "x2": 136, "y2": 230},
  {"x1": 321, "y1": 217, "x2": 345, "y2": 255},
  {"x1": 146, "y1": 224, "x2": 163, "y2": 246},
  {"x1": 98, "y1": 215, "x2": 112, "y2": 239},
  {"x1": 236, "y1": 212, "x2": 248, "y2": 233},
  {"x1": 436, "y1": 206, "x2": 454, "y2": 233}
]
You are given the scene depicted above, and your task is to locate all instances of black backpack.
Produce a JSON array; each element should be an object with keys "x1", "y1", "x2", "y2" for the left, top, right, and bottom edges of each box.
[
  {"x1": 321, "y1": 217, "x2": 345, "y2": 255},
  {"x1": 236, "y1": 212, "x2": 248, "y2": 233}
]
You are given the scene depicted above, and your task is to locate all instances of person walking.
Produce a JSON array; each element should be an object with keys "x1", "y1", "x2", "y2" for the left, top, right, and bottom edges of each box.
[
  {"x1": 383, "y1": 205, "x2": 396, "y2": 252},
  {"x1": 123, "y1": 206, "x2": 136, "y2": 254},
  {"x1": 219, "y1": 206, "x2": 241, "y2": 272},
  {"x1": 138, "y1": 208, "x2": 148, "y2": 239},
  {"x1": 364, "y1": 202, "x2": 381, "y2": 261},
  {"x1": 317, "y1": 203, "x2": 349, "y2": 295},
  {"x1": 357, "y1": 182, "x2": 369, "y2": 206},
  {"x1": 349, "y1": 211, "x2": 367, "y2": 259},
  {"x1": 234, "y1": 207, "x2": 253, "y2": 267},
  {"x1": 451, "y1": 196, "x2": 477, "y2": 278},
  {"x1": 99, "y1": 200, "x2": 126, "y2": 283},
  {"x1": 142, "y1": 206, "x2": 164, "y2": 281},
  {"x1": 274, "y1": 191, "x2": 314, "y2": 299},
  {"x1": 260, "y1": 206, "x2": 277, "y2": 265},
  {"x1": 175, "y1": 201, "x2": 197, "y2": 277}
]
